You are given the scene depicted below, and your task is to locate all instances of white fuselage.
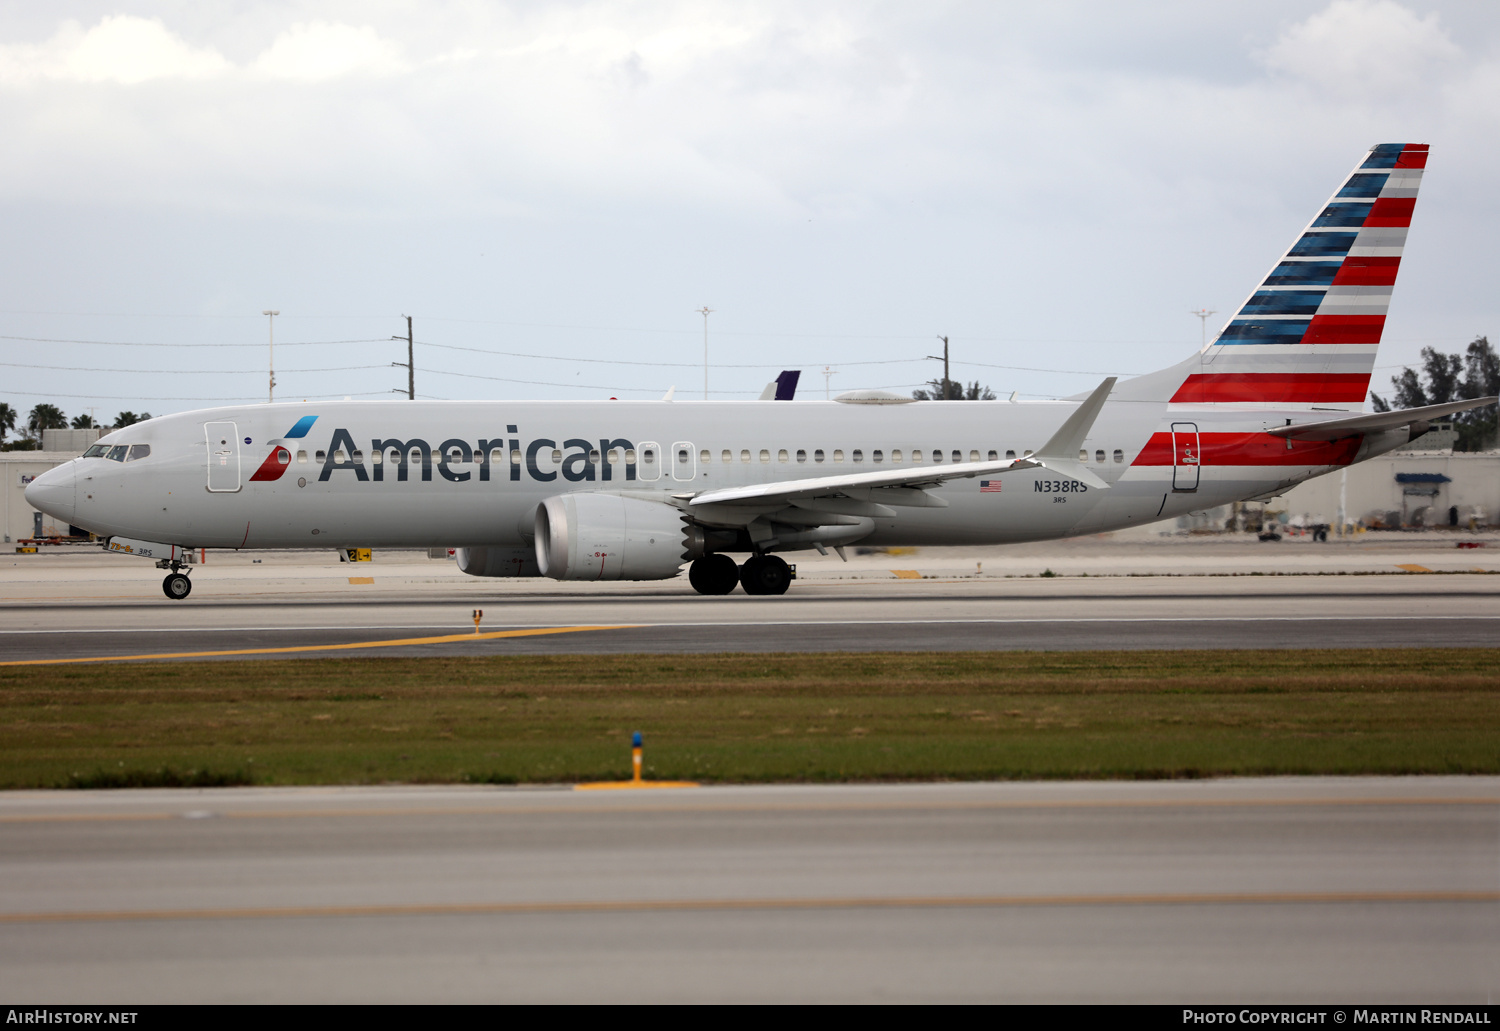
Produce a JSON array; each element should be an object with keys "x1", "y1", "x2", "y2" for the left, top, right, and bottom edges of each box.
[{"x1": 27, "y1": 392, "x2": 1408, "y2": 555}]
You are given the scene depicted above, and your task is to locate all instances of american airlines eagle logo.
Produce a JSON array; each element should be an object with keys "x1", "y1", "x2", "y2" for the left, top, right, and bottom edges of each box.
[{"x1": 248, "y1": 415, "x2": 318, "y2": 482}]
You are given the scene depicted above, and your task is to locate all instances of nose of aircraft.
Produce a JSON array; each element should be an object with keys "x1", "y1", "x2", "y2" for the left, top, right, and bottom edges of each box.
[{"x1": 24, "y1": 462, "x2": 77, "y2": 527}]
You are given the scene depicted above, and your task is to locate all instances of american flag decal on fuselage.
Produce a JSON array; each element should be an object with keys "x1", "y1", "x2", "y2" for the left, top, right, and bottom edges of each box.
[{"x1": 980, "y1": 480, "x2": 1002, "y2": 493}]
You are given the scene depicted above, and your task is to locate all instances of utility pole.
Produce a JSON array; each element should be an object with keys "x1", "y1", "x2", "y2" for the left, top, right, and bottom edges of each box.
[
  {"x1": 262, "y1": 310, "x2": 280, "y2": 402},
  {"x1": 696, "y1": 307, "x2": 713, "y2": 400},
  {"x1": 927, "y1": 335, "x2": 952, "y2": 399},
  {"x1": 822, "y1": 365, "x2": 836, "y2": 399},
  {"x1": 1190, "y1": 308, "x2": 1217, "y2": 349},
  {"x1": 391, "y1": 315, "x2": 414, "y2": 399}
]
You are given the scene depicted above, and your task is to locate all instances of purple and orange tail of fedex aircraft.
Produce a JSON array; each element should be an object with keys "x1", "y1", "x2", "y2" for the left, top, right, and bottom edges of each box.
[{"x1": 1175, "y1": 142, "x2": 1427, "y2": 408}]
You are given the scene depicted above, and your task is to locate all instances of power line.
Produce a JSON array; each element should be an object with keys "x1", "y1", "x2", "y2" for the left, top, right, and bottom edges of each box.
[
  {"x1": 0, "y1": 362, "x2": 388, "y2": 374},
  {"x1": 0, "y1": 334, "x2": 389, "y2": 348}
]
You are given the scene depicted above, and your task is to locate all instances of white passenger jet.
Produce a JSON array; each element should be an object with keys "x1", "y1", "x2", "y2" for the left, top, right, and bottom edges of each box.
[{"x1": 25, "y1": 143, "x2": 1496, "y2": 600}]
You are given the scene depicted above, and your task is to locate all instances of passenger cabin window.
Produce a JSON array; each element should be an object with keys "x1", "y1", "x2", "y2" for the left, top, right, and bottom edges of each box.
[
  {"x1": 911, "y1": 450, "x2": 922, "y2": 463},
  {"x1": 778, "y1": 449, "x2": 789, "y2": 463},
  {"x1": 952, "y1": 450, "x2": 961, "y2": 463},
  {"x1": 1006, "y1": 450, "x2": 1016, "y2": 460},
  {"x1": 589, "y1": 449, "x2": 600, "y2": 465},
  {"x1": 796, "y1": 450, "x2": 807, "y2": 464},
  {"x1": 1078, "y1": 449, "x2": 1088, "y2": 461},
  {"x1": 760, "y1": 449, "x2": 770, "y2": 463},
  {"x1": 551, "y1": 449, "x2": 563, "y2": 464},
  {"x1": 699, "y1": 449, "x2": 710, "y2": 464},
  {"x1": 107, "y1": 445, "x2": 128, "y2": 462},
  {"x1": 1113, "y1": 449, "x2": 1124, "y2": 463},
  {"x1": 511, "y1": 449, "x2": 523, "y2": 465},
  {"x1": 740, "y1": 450, "x2": 751, "y2": 463},
  {"x1": 721, "y1": 450, "x2": 732, "y2": 463},
  {"x1": 872, "y1": 450, "x2": 883, "y2": 463},
  {"x1": 298, "y1": 450, "x2": 308, "y2": 464},
  {"x1": 813, "y1": 449, "x2": 824, "y2": 463},
  {"x1": 128, "y1": 444, "x2": 151, "y2": 461},
  {"x1": 625, "y1": 449, "x2": 636, "y2": 464},
  {"x1": 988, "y1": 450, "x2": 998, "y2": 461},
  {"x1": 833, "y1": 449, "x2": 844, "y2": 462},
  {"x1": 642, "y1": 448, "x2": 656, "y2": 467},
  {"x1": 83, "y1": 444, "x2": 108, "y2": 458},
  {"x1": 678, "y1": 448, "x2": 691, "y2": 465},
  {"x1": 316, "y1": 450, "x2": 327, "y2": 464},
  {"x1": 969, "y1": 450, "x2": 980, "y2": 463},
  {"x1": 1095, "y1": 450, "x2": 1105, "y2": 463},
  {"x1": 891, "y1": 450, "x2": 901, "y2": 462},
  {"x1": 853, "y1": 449, "x2": 863, "y2": 463},
  {"x1": 932, "y1": 450, "x2": 943, "y2": 463}
]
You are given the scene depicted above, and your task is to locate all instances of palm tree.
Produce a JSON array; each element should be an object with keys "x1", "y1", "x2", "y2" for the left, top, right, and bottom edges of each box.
[
  {"x1": 70, "y1": 413, "x2": 97, "y2": 429},
  {"x1": 0, "y1": 403, "x2": 15, "y2": 443},
  {"x1": 112, "y1": 411, "x2": 152, "y2": 428},
  {"x1": 27, "y1": 403, "x2": 67, "y2": 437}
]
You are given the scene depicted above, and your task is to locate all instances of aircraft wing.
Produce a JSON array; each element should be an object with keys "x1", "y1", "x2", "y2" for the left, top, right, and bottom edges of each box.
[
  {"x1": 687, "y1": 377, "x2": 1118, "y2": 510},
  {"x1": 1267, "y1": 396, "x2": 1498, "y2": 442}
]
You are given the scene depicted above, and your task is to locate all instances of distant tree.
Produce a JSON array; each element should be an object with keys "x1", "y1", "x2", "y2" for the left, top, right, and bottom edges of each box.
[
  {"x1": 1371, "y1": 336, "x2": 1499, "y2": 451},
  {"x1": 70, "y1": 413, "x2": 97, "y2": 429},
  {"x1": 27, "y1": 403, "x2": 67, "y2": 437},
  {"x1": 112, "y1": 411, "x2": 152, "y2": 428},
  {"x1": 0, "y1": 403, "x2": 14, "y2": 443},
  {"x1": 911, "y1": 378, "x2": 997, "y2": 401}
]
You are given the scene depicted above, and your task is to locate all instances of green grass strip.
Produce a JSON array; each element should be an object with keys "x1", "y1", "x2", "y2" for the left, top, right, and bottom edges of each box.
[{"x1": 2, "y1": 649, "x2": 1497, "y2": 787}]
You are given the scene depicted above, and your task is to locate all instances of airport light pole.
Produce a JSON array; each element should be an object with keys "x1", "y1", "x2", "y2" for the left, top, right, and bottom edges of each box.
[
  {"x1": 696, "y1": 307, "x2": 714, "y2": 400},
  {"x1": 822, "y1": 365, "x2": 836, "y2": 399},
  {"x1": 263, "y1": 310, "x2": 280, "y2": 402},
  {"x1": 391, "y1": 315, "x2": 414, "y2": 399},
  {"x1": 1190, "y1": 308, "x2": 1217, "y2": 349}
]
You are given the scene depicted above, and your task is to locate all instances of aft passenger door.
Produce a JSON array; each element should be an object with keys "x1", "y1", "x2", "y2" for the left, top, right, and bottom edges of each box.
[
  {"x1": 205, "y1": 421, "x2": 241, "y2": 493},
  {"x1": 1171, "y1": 422, "x2": 1200, "y2": 493}
]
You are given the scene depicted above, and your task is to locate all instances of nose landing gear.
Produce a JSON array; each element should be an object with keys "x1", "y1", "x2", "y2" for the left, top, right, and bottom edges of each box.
[
  {"x1": 155, "y1": 558, "x2": 193, "y2": 600},
  {"x1": 162, "y1": 572, "x2": 192, "y2": 599}
]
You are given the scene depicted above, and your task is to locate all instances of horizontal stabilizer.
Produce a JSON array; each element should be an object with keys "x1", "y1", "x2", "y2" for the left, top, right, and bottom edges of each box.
[{"x1": 1267, "y1": 396, "x2": 1497, "y2": 441}]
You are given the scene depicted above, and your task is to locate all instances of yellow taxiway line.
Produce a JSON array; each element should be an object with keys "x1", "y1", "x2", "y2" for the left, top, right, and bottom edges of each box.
[
  {"x1": 0, "y1": 624, "x2": 640, "y2": 667},
  {"x1": 1, "y1": 890, "x2": 1494, "y2": 925}
]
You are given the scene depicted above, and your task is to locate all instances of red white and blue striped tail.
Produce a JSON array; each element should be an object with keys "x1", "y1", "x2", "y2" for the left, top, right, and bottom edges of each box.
[{"x1": 1171, "y1": 143, "x2": 1427, "y2": 408}]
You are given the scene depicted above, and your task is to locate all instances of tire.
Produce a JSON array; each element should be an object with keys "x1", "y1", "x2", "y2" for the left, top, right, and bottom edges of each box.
[
  {"x1": 739, "y1": 554, "x2": 791, "y2": 596},
  {"x1": 688, "y1": 554, "x2": 739, "y2": 595},
  {"x1": 162, "y1": 573, "x2": 192, "y2": 600}
]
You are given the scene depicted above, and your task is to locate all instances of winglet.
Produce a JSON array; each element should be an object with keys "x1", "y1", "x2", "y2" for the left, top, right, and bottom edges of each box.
[{"x1": 1019, "y1": 377, "x2": 1117, "y2": 490}]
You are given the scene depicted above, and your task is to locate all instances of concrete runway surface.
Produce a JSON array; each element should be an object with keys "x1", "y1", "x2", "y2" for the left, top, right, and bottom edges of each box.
[
  {"x1": 2, "y1": 535, "x2": 1499, "y2": 661},
  {"x1": 0, "y1": 778, "x2": 1495, "y2": 1003}
]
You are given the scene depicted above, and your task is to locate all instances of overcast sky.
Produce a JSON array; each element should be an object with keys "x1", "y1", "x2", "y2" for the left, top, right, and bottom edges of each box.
[{"x1": 1, "y1": 0, "x2": 1497, "y2": 422}]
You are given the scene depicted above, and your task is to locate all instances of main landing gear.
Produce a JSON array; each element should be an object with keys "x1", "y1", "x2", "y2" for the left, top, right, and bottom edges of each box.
[{"x1": 688, "y1": 554, "x2": 793, "y2": 596}]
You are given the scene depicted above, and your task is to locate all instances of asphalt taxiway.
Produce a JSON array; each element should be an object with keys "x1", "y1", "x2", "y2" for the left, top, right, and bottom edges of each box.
[
  {"x1": 1, "y1": 778, "x2": 1494, "y2": 1003},
  {"x1": 1, "y1": 535, "x2": 1498, "y2": 662}
]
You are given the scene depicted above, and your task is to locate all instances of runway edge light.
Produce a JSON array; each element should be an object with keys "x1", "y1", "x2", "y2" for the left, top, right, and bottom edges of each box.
[{"x1": 574, "y1": 731, "x2": 699, "y2": 791}]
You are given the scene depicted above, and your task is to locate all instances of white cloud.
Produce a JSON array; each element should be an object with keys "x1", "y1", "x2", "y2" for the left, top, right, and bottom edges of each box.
[
  {"x1": 252, "y1": 22, "x2": 406, "y2": 81},
  {"x1": 0, "y1": 15, "x2": 231, "y2": 85},
  {"x1": 1263, "y1": 0, "x2": 1463, "y2": 97}
]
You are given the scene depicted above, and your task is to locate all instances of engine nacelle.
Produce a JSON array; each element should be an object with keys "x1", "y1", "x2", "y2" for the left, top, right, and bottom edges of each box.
[
  {"x1": 534, "y1": 493, "x2": 693, "y2": 581},
  {"x1": 454, "y1": 546, "x2": 541, "y2": 578}
]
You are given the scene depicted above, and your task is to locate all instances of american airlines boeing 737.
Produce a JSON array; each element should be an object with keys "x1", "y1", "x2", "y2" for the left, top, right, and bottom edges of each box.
[{"x1": 24, "y1": 144, "x2": 1496, "y2": 599}]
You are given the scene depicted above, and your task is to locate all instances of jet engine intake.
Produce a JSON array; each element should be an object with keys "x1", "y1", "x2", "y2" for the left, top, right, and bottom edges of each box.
[
  {"x1": 454, "y1": 546, "x2": 541, "y2": 578},
  {"x1": 534, "y1": 493, "x2": 692, "y2": 581}
]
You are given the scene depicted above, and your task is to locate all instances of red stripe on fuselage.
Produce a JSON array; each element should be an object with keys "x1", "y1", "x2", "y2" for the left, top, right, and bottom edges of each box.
[
  {"x1": 1302, "y1": 314, "x2": 1385, "y2": 345},
  {"x1": 1170, "y1": 374, "x2": 1370, "y2": 404},
  {"x1": 1136, "y1": 432, "x2": 1361, "y2": 467}
]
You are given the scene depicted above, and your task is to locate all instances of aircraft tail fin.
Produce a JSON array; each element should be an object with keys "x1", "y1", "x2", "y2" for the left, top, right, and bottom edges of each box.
[{"x1": 1170, "y1": 143, "x2": 1428, "y2": 409}]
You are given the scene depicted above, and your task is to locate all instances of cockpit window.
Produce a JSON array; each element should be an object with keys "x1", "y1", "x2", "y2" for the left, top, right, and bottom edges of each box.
[
  {"x1": 83, "y1": 444, "x2": 108, "y2": 458},
  {"x1": 106, "y1": 445, "x2": 129, "y2": 462},
  {"x1": 128, "y1": 444, "x2": 151, "y2": 461}
]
